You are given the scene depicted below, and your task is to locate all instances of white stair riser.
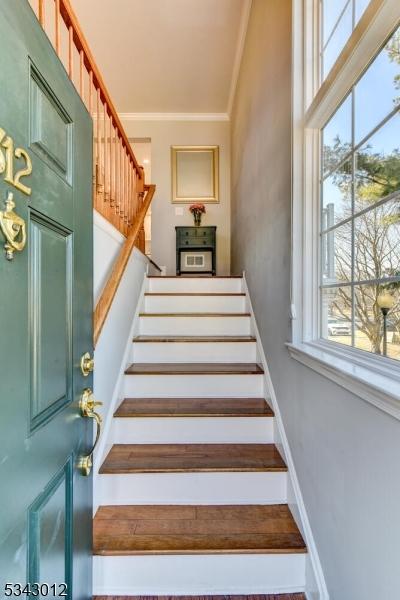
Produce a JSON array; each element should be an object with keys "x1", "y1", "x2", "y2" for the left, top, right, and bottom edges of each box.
[
  {"x1": 148, "y1": 277, "x2": 243, "y2": 293},
  {"x1": 93, "y1": 554, "x2": 306, "y2": 595},
  {"x1": 96, "y1": 472, "x2": 287, "y2": 506},
  {"x1": 144, "y1": 295, "x2": 246, "y2": 313},
  {"x1": 139, "y1": 316, "x2": 251, "y2": 336},
  {"x1": 123, "y1": 374, "x2": 264, "y2": 398},
  {"x1": 132, "y1": 341, "x2": 257, "y2": 363},
  {"x1": 111, "y1": 416, "x2": 274, "y2": 444}
]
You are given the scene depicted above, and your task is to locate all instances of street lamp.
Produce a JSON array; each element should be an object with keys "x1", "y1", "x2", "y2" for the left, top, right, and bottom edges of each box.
[{"x1": 377, "y1": 291, "x2": 395, "y2": 356}]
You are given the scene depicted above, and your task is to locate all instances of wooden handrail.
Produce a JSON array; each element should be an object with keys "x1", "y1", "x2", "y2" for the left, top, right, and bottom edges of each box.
[
  {"x1": 93, "y1": 184, "x2": 156, "y2": 346},
  {"x1": 32, "y1": 0, "x2": 154, "y2": 238},
  {"x1": 147, "y1": 257, "x2": 163, "y2": 273}
]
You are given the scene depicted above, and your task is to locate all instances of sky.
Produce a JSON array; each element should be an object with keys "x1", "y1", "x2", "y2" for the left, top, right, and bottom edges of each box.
[{"x1": 323, "y1": 0, "x2": 374, "y2": 76}]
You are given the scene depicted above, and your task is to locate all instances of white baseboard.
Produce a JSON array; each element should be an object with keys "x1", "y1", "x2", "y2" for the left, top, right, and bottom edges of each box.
[
  {"x1": 242, "y1": 272, "x2": 329, "y2": 600},
  {"x1": 132, "y1": 340, "x2": 257, "y2": 363},
  {"x1": 93, "y1": 553, "x2": 306, "y2": 595},
  {"x1": 111, "y1": 415, "x2": 274, "y2": 444},
  {"x1": 96, "y1": 471, "x2": 287, "y2": 505},
  {"x1": 123, "y1": 372, "x2": 264, "y2": 398}
]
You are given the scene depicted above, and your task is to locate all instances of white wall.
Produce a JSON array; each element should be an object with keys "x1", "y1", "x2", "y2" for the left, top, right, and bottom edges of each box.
[
  {"x1": 93, "y1": 211, "x2": 125, "y2": 302},
  {"x1": 122, "y1": 119, "x2": 231, "y2": 275},
  {"x1": 93, "y1": 212, "x2": 148, "y2": 477}
]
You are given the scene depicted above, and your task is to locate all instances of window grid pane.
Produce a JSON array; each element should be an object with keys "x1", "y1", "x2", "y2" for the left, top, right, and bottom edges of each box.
[
  {"x1": 321, "y1": 0, "x2": 373, "y2": 80},
  {"x1": 320, "y1": 23, "x2": 400, "y2": 361}
]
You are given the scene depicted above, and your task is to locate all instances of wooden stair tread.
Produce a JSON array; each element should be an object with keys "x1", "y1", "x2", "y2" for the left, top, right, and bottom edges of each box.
[
  {"x1": 147, "y1": 275, "x2": 243, "y2": 278},
  {"x1": 93, "y1": 596, "x2": 306, "y2": 600},
  {"x1": 114, "y1": 398, "x2": 274, "y2": 418},
  {"x1": 93, "y1": 504, "x2": 306, "y2": 555},
  {"x1": 133, "y1": 335, "x2": 256, "y2": 343},
  {"x1": 99, "y1": 443, "x2": 287, "y2": 474},
  {"x1": 125, "y1": 363, "x2": 264, "y2": 375},
  {"x1": 139, "y1": 312, "x2": 251, "y2": 317}
]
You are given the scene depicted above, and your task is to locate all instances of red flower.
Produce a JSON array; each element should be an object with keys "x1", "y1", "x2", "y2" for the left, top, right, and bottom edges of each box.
[{"x1": 189, "y1": 203, "x2": 206, "y2": 214}]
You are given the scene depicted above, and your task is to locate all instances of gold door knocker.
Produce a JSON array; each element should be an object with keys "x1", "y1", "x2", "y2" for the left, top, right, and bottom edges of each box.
[{"x1": 0, "y1": 191, "x2": 27, "y2": 260}]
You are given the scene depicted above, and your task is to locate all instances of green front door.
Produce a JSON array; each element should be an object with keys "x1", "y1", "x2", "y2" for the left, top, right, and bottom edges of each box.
[{"x1": 0, "y1": 2, "x2": 93, "y2": 599}]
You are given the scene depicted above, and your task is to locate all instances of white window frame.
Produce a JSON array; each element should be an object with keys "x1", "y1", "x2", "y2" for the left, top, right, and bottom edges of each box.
[{"x1": 289, "y1": 0, "x2": 400, "y2": 420}]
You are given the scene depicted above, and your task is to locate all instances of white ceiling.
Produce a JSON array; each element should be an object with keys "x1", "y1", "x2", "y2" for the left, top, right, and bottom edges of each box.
[{"x1": 70, "y1": 0, "x2": 250, "y2": 115}]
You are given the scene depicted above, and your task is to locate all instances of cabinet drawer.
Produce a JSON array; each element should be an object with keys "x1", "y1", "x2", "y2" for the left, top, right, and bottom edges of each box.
[
  {"x1": 177, "y1": 227, "x2": 215, "y2": 237},
  {"x1": 180, "y1": 236, "x2": 213, "y2": 247},
  {"x1": 178, "y1": 227, "x2": 196, "y2": 237}
]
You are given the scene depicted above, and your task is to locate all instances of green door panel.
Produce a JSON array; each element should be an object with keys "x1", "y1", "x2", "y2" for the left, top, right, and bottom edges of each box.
[
  {"x1": 28, "y1": 458, "x2": 73, "y2": 591},
  {"x1": 30, "y1": 69, "x2": 73, "y2": 184},
  {"x1": 29, "y1": 214, "x2": 73, "y2": 431},
  {"x1": 0, "y1": 1, "x2": 93, "y2": 599},
  {"x1": 28, "y1": 63, "x2": 74, "y2": 228}
]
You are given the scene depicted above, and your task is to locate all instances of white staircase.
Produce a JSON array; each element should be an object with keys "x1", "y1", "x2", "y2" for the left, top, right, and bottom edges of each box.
[{"x1": 93, "y1": 276, "x2": 307, "y2": 597}]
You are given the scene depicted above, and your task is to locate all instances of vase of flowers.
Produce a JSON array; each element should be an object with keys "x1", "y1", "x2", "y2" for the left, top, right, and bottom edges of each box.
[{"x1": 189, "y1": 203, "x2": 206, "y2": 226}]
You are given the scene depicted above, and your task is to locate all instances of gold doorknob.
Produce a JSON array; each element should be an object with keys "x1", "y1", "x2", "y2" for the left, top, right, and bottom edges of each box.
[
  {"x1": 78, "y1": 388, "x2": 103, "y2": 476},
  {"x1": 79, "y1": 388, "x2": 102, "y2": 417},
  {"x1": 80, "y1": 352, "x2": 95, "y2": 377}
]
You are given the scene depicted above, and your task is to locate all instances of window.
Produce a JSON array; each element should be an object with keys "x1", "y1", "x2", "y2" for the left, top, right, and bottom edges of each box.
[
  {"x1": 320, "y1": 25, "x2": 400, "y2": 361},
  {"x1": 321, "y1": 0, "x2": 372, "y2": 79},
  {"x1": 291, "y1": 0, "x2": 400, "y2": 415}
]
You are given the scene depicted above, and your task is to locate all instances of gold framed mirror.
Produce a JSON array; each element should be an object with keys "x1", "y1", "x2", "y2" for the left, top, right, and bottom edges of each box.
[{"x1": 171, "y1": 145, "x2": 219, "y2": 203}]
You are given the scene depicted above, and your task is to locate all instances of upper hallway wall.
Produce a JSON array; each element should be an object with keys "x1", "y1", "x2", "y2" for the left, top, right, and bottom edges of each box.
[
  {"x1": 121, "y1": 118, "x2": 231, "y2": 276},
  {"x1": 230, "y1": 1, "x2": 400, "y2": 599}
]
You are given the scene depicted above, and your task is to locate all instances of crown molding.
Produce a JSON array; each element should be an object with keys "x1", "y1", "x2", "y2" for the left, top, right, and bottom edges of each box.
[
  {"x1": 119, "y1": 112, "x2": 229, "y2": 122},
  {"x1": 227, "y1": 0, "x2": 252, "y2": 116}
]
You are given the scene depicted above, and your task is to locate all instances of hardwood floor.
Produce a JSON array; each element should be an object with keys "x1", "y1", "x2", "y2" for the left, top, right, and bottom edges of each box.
[
  {"x1": 93, "y1": 505, "x2": 306, "y2": 556},
  {"x1": 94, "y1": 595, "x2": 306, "y2": 599},
  {"x1": 93, "y1": 594, "x2": 306, "y2": 600},
  {"x1": 114, "y1": 398, "x2": 274, "y2": 418},
  {"x1": 99, "y1": 443, "x2": 287, "y2": 474},
  {"x1": 125, "y1": 363, "x2": 264, "y2": 375}
]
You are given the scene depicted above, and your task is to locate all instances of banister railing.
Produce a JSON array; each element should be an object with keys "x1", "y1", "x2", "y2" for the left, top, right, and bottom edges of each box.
[
  {"x1": 30, "y1": 0, "x2": 156, "y2": 345},
  {"x1": 94, "y1": 184, "x2": 156, "y2": 345},
  {"x1": 31, "y1": 0, "x2": 149, "y2": 241}
]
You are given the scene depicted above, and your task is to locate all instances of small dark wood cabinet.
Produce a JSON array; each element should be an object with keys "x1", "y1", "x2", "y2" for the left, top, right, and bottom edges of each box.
[{"x1": 175, "y1": 226, "x2": 216, "y2": 275}]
